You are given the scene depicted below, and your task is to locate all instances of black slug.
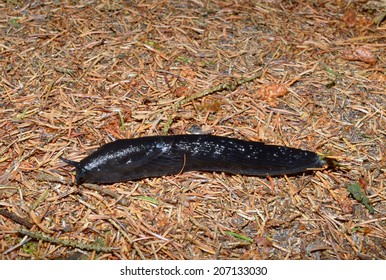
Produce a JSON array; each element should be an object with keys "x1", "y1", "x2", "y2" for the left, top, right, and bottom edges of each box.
[{"x1": 60, "y1": 134, "x2": 326, "y2": 184}]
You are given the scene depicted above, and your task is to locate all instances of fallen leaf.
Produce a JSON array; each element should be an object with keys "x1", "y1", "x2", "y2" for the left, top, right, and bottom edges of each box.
[
  {"x1": 175, "y1": 86, "x2": 189, "y2": 97},
  {"x1": 256, "y1": 84, "x2": 288, "y2": 105},
  {"x1": 239, "y1": 248, "x2": 262, "y2": 259},
  {"x1": 358, "y1": 177, "x2": 367, "y2": 191},
  {"x1": 342, "y1": 9, "x2": 372, "y2": 28},
  {"x1": 347, "y1": 183, "x2": 374, "y2": 214},
  {"x1": 254, "y1": 236, "x2": 273, "y2": 247},
  {"x1": 342, "y1": 9, "x2": 357, "y2": 28},
  {"x1": 180, "y1": 66, "x2": 197, "y2": 79},
  {"x1": 341, "y1": 47, "x2": 377, "y2": 65},
  {"x1": 373, "y1": 11, "x2": 386, "y2": 26},
  {"x1": 197, "y1": 98, "x2": 222, "y2": 112},
  {"x1": 369, "y1": 72, "x2": 386, "y2": 82},
  {"x1": 306, "y1": 241, "x2": 332, "y2": 255}
]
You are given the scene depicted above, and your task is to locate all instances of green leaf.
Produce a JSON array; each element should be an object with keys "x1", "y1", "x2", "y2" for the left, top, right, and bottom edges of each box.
[
  {"x1": 176, "y1": 56, "x2": 193, "y2": 64},
  {"x1": 223, "y1": 231, "x2": 253, "y2": 242},
  {"x1": 144, "y1": 40, "x2": 157, "y2": 47},
  {"x1": 374, "y1": 12, "x2": 386, "y2": 27},
  {"x1": 8, "y1": 17, "x2": 20, "y2": 27},
  {"x1": 22, "y1": 242, "x2": 36, "y2": 254},
  {"x1": 347, "y1": 183, "x2": 374, "y2": 214},
  {"x1": 323, "y1": 65, "x2": 339, "y2": 77},
  {"x1": 133, "y1": 196, "x2": 159, "y2": 205}
]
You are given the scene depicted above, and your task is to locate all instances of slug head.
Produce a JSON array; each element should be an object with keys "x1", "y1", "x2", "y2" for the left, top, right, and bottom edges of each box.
[{"x1": 60, "y1": 157, "x2": 83, "y2": 184}]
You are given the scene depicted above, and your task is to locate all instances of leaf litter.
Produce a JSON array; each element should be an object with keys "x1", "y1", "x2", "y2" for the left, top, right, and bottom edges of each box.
[{"x1": 0, "y1": 0, "x2": 385, "y2": 260}]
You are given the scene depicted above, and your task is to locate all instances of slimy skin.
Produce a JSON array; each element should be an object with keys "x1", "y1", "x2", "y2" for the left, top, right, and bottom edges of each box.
[{"x1": 61, "y1": 135, "x2": 325, "y2": 184}]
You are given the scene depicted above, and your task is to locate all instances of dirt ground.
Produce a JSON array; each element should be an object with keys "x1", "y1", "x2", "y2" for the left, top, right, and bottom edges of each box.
[{"x1": 1, "y1": 0, "x2": 385, "y2": 260}]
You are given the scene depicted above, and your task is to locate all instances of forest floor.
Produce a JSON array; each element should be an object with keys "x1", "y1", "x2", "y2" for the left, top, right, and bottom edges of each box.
[{"x1": 1, "y1": 0, "x2": 385, "y2": 259}]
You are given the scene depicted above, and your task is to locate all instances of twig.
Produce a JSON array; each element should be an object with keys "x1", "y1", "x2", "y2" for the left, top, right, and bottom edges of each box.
[
  {"x1": 0, "y1": 209, "x2": 33, "y2": 229},
  {"x1": 163, "y1": 72, "x2": 262, "y2": 134},
  {"x1": 3, "y1": 236, "x2": 32, "y2": 255},
  {"x1": 83, "y1": 183, "x2": 131, "y2": 207},
  {"x1": 108, "y1": 218, "x2": 146, "y2": 260},
  {"x1": 74, "y1": 189, "x2": 146, "y2": 259},
  {"x1": 18, "y1": 229, "x2": 114, "y2": 253}
]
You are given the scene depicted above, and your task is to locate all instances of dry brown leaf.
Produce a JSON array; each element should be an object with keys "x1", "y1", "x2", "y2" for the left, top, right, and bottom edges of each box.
[
  {"x1": 180, "y1": 66, "x2": 197, "y2": 79},
  {"x1": 342, "y1": 9, "x2": 357, "y2": 28},
  {"x1": 202, "y1": 99, "x2": 221, "y2": 112},
  {"x1": 369, "y1": 72, "x2": 386, "y2": 82},
  {"x1": 254, "y1": 236, "x2": 273, "y2": 247},
  {"x1": 175, "y1": 86, "x2": 190, "y2": 97},
  {"x1": 342, "y1": 9, "x2": 372, "y2": 28},
  {"x1": 306, "y1": 241, "x2": 332, "y2": 254},
  {"x1": 359, "y1": 177, "x2": 367, "y2": 192},
  {"x1": 341, "y1": 47, "x2": 377, "y2": 65},
  {"x1": 255, "y1": 84, "x2": 288, "y2": 105},
  {"x1": 239, "y1": 248, "x2": 262, "y2": 259}
]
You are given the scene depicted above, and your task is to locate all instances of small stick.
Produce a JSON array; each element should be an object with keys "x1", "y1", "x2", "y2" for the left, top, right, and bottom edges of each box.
[
  {"x1": 18, "y1": 229, "x2": 114, "y2": 253},
  {"x1": 83, "y1": 183, "x2": 132, "y2": 207},
  {"x1": 163, "y1": 72, "x2": 262, "y2": 134},
  {"x1": 0, "y1": 209, "x2": 33, "y2": 229}
]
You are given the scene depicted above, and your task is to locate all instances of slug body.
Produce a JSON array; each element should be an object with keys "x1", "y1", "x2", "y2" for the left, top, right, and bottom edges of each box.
[{"x1": 61, "y1": 135, "x2": 325, "y2": 184}]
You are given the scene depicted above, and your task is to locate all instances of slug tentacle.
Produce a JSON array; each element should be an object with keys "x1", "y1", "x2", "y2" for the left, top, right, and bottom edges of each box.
[
  {"x1": 59, "y1": 157, "x2": 80, "y2": 168},
  {"x1": 61, "y1": 135, "x2": 326, "y2": 184}
]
